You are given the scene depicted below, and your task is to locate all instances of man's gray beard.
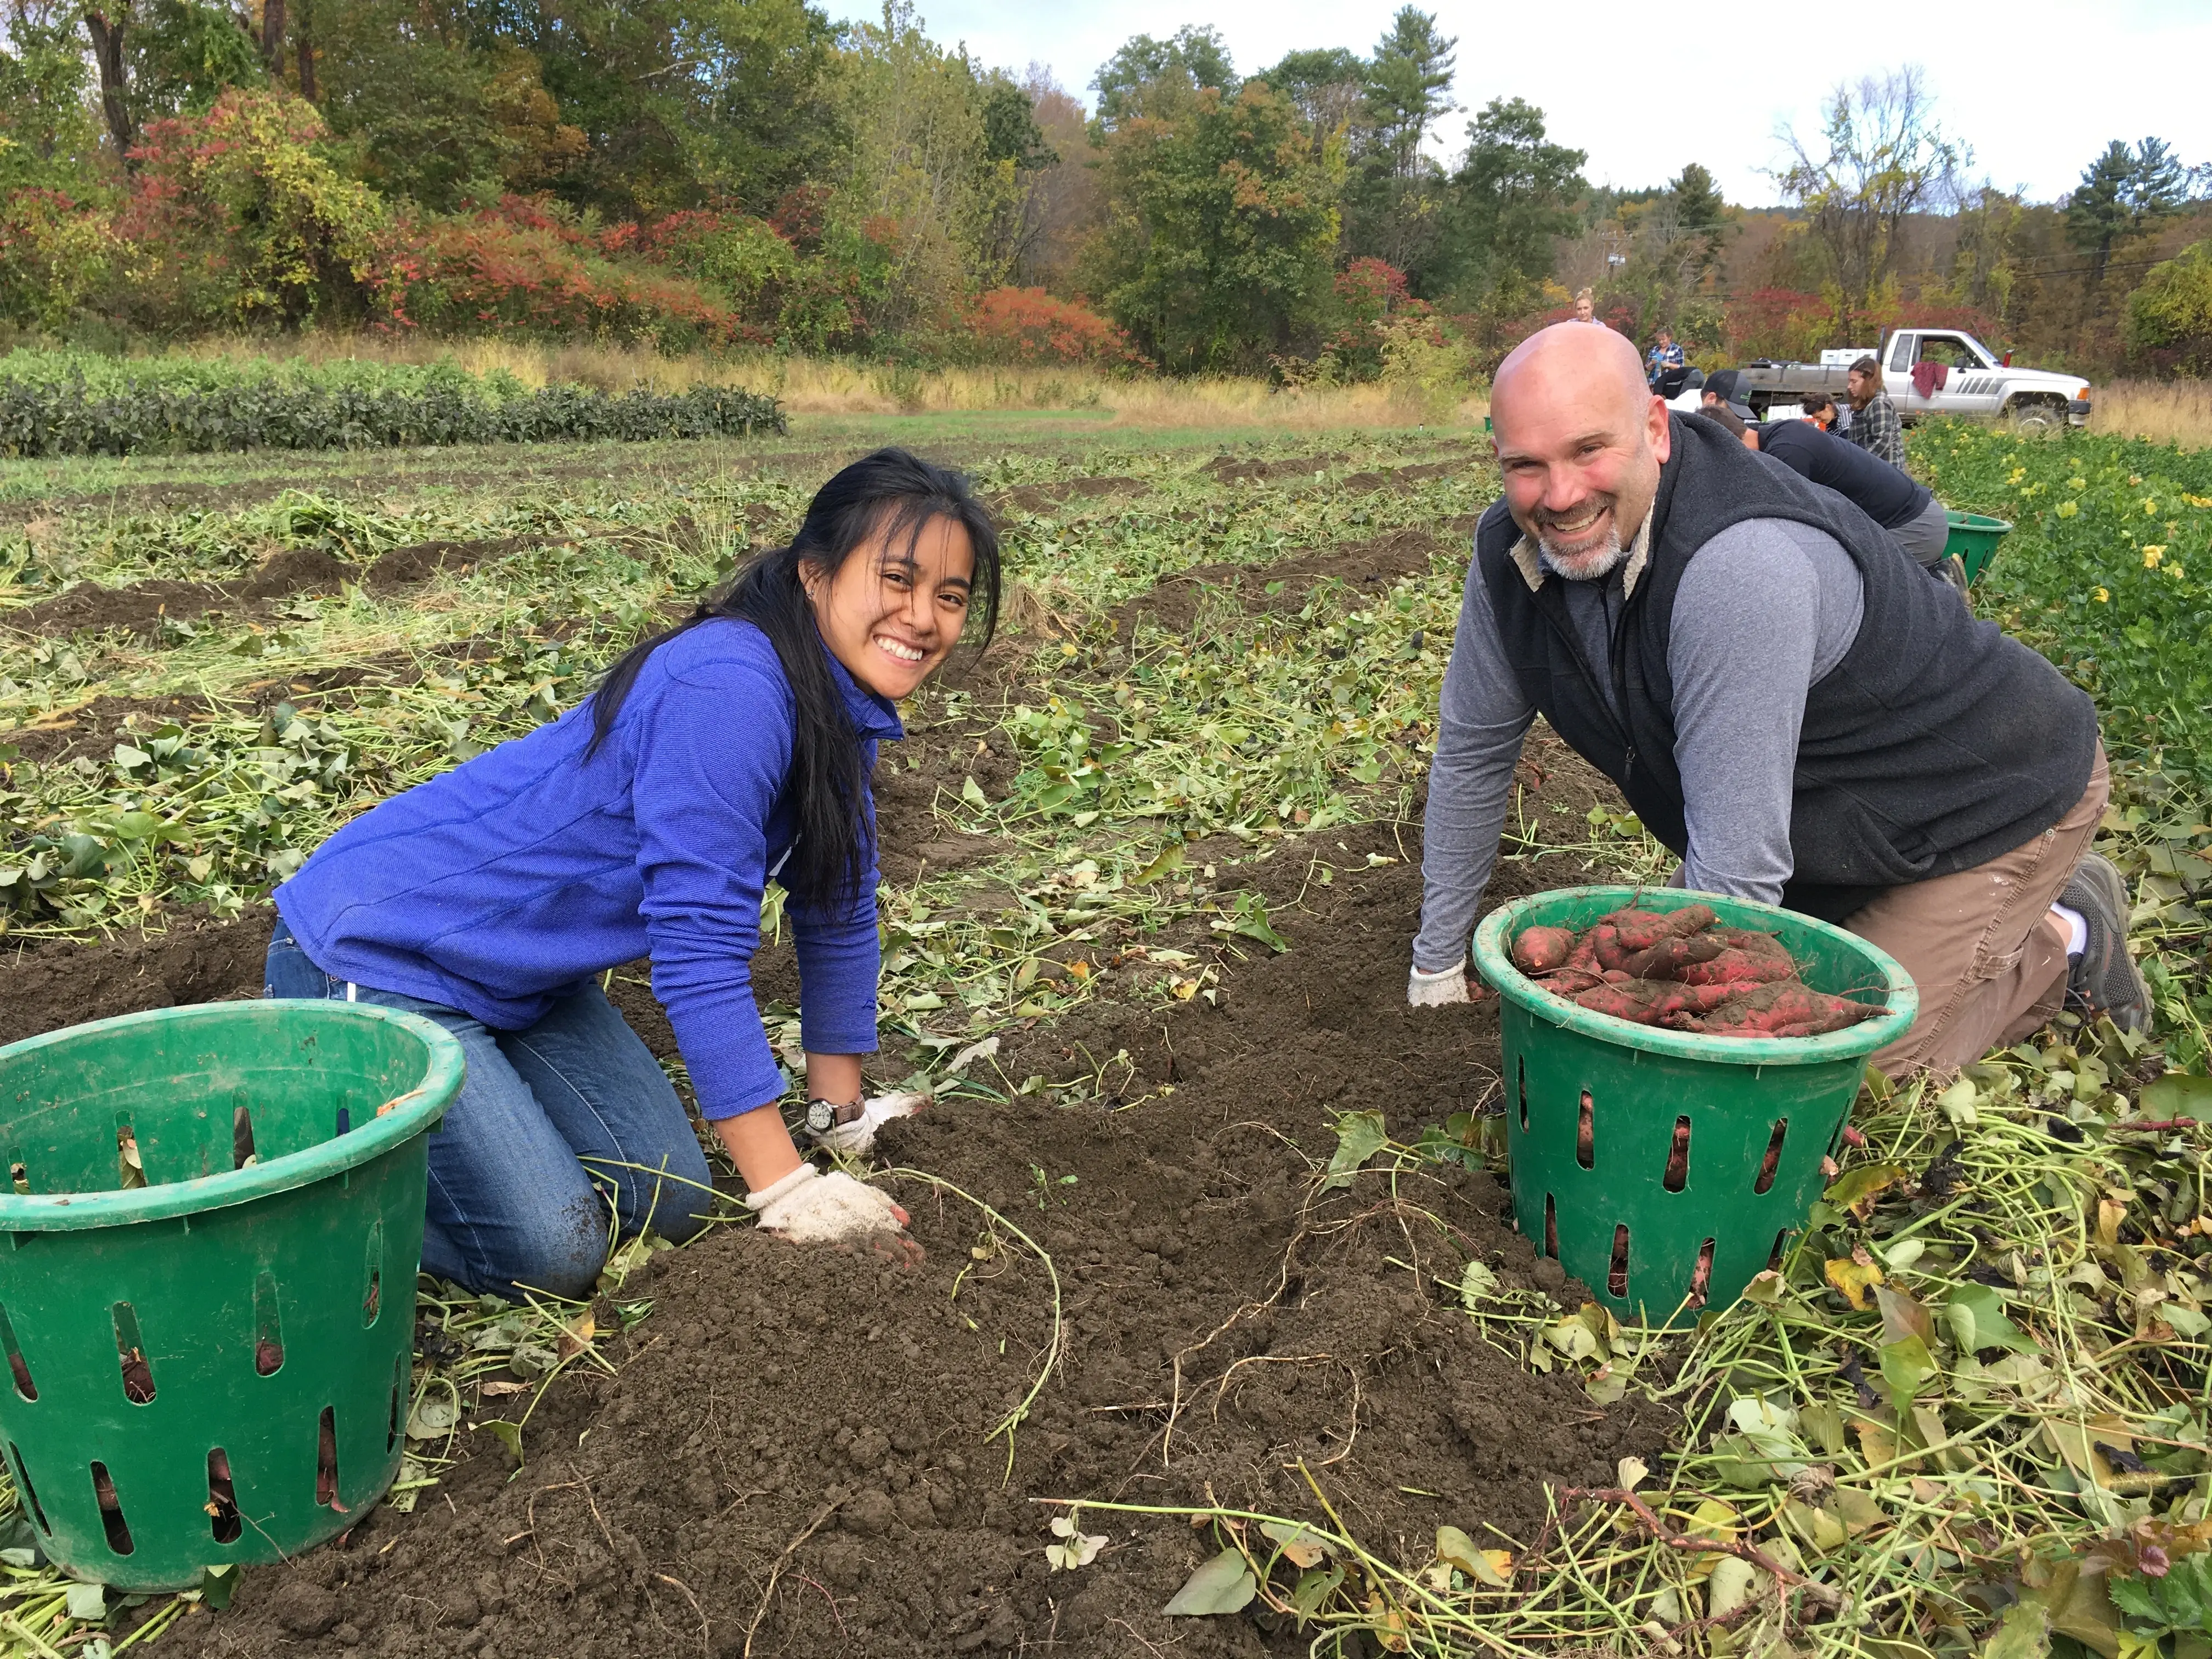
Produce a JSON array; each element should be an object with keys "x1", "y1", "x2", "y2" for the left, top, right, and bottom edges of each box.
[{"x1": 1537, "y1": 528, "x2": 1628, "y2": 582}]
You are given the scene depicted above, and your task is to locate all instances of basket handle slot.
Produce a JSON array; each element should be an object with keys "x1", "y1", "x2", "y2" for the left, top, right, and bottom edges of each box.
[
  {"x1": 1576, "y1": 1091, "x2": 1594, "y2": 1171},
  {"x1": 1767, "y1": 1229, "x2": 1790, "y2": 1272},
  {"x1": 315, "y1": 1407, "x2": 341, "y2": 1510},
  {"x1": 1662, "y1": 1116, "x2": 1691, "y2": 1193},
  {"x1": 0, "y1": 1304, "x2": 36, "y2": 1402},
  {"x1": 1517, "y1": 1058, "x2": 1527, "y2": 1132},
  {"x1": 388, "y1": 1355, "x2": 405, "y2": 1453},
  {"x1": 1753, "y1": 1119, "x2": 1788, "y2": 1194},
  {"x1": 112, "y1": 1303, "x2": 155, "y2": 1404},
  {"x1": 8, "y1": 1150, "x2": 27, "y2": 1196},
  {"x1": 336, "y1": 1104, "x2": 352, "y2": 1137},
  {"x1": 1688, "y1": 1238, "x2": 1715, "y2": 1308},
  {"x1": 1608, "y1": 1223, "x2": 1630, "y2": 1298},
  {"x1": 90, "y1": 1462, "x2": 134, "y2": 1556},
  {"x1": 232, "y1": 1102, "x2": 258, "y2": 1170},
  {"x1": 1543, "y1": 1193, "x2": 1559, "y2": 1259},
  {"x1": 253, "y1": 1272, "x2": 284, "y2": 1376},
  {"x1": 207, "y1": 1449, "x2": 241, "y2": 1544},
  {"x1": 363, "y1": 1220, "x2": 384, "y2": 1327},
  {"x1": 8, "y1": 1444, "x2": 47, "y2": 1533},
  {"x1": 116, "y1": 1114, "x2": 145, "y2": 1190}
]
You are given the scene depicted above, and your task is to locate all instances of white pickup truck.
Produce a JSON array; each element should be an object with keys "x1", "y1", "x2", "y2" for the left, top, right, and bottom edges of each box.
[{"x1": 1732, "y1": 329, "x2": 2091, "y2": 430}]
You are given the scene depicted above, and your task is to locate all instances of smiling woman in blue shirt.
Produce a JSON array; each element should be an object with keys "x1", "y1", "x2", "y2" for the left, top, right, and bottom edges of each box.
[{"x1": 267, "y1": 449, "x2": 1000, "y2": 1298}]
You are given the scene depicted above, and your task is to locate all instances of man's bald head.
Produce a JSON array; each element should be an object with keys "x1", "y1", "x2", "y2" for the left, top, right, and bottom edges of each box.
[
  {"x1": 1493, "y1": 321, "x2": 1652, "y2": 432},
  {"x1": 1488, "y1": 323, "x2": 1673, "y2": 582}
]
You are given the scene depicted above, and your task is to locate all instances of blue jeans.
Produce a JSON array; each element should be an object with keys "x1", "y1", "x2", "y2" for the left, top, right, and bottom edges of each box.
[{"x1": 264, "y1": 919, "x2": 714, "y2": 1300}]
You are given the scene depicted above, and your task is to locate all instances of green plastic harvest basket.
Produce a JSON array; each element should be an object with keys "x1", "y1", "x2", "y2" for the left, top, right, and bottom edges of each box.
[
  {"x1": 1943, "y1": 511, "x2": 2012, "y2": 585},
  {"x1": 0, "y1": 1001, "x2": 462, "y2": 1590},
  {"x1": 1473, "y1": 888, "x2": 1916, "y2": 1326}
]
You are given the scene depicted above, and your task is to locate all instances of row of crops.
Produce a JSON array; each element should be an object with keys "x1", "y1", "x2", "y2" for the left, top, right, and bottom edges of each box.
[{"x1": 0, "y1": 351, "x2": 784, "y2": 458}]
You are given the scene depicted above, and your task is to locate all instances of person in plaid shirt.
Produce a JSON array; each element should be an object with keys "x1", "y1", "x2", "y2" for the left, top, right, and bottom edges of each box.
[{"x1": 1844, "y1": 355, "x2": 1904, "y2": 465}]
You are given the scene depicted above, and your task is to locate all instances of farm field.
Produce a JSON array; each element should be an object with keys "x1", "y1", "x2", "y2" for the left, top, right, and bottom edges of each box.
[{"x1": 0, "y1": 411, "x2": 2208, "y2": 1659}]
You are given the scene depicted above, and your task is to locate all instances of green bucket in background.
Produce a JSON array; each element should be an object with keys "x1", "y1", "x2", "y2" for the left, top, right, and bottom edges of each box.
[
  {"x1": 0, "y1": 1002, "x2": 462, "y2": 1590},
  {"x1": 1943, "y1": 511, "x2": 2012, "y2": 584},
  {"x1": 1472, "y1": 888, "x2": 1915, "y2": 1327}
]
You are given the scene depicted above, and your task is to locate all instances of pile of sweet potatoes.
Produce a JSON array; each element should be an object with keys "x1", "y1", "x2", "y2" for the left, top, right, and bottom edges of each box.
[{"x1": 1509, "y1": 902, "x2": 1885, "y2": 1037}]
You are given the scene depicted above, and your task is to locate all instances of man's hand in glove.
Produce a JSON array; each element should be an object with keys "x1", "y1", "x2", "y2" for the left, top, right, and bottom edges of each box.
[
  {"x1": 1408, "y1": 961, "x2": 1470, "y2": 1007},
  {"x1": 745, "y1": 1165, "x2": 923, "y2": 1266},
  {"x1": 809, "y1": 1091, "x2": 926, "y2": 1156}
]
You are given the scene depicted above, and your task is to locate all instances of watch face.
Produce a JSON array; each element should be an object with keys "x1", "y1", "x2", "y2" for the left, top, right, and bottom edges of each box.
[{"x1": 805, "y1": 1100, "x2": 835, "y2": 1134}]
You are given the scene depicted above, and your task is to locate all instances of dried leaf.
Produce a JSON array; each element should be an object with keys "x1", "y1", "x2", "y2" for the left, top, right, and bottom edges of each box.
[
  {"x1": 1261, "y1": 1521, "x2": 1331, "y2": 1570},
  {"x1": 1825, "y1": 1254, "x2": 1886, "y2": 1311},
  {"x1": 1459, "y1": 1261, "x2": 1500, "y2": 1308},
  {"x1": 1825, "y1": 1162, "x2": 1911, "y2": 1220},
  {"x1": 1618, "y1": 1455, "x2": 1650, "y2": 1491},
  {"x1": 1437, "y1": 1525, "x2": 1516, "y2": 1588},
  {"x1": 1707, "y1": 1556, "x2": 1759, "y2": 1618},
  {"x1": 1877, "y1": 1285, "x2": 1937, "y2": 1347}
]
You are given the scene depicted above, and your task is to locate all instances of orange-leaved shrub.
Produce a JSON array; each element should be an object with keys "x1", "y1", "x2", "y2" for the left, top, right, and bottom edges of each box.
[{"x1": 967, "y1": 288, "x2": 1148, "y2": 368}]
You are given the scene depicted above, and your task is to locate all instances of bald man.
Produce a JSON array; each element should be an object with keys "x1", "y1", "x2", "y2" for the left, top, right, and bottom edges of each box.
[{"x1": 1410, "y1": 324, "x2": 2145, "y2": 1073}]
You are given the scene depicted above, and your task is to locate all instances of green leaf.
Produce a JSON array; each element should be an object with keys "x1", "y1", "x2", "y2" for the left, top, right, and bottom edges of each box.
[
  {"x1": 1289, "y1": 1562, "x2": 1344, "y2": 1624},
  {"x1": 64, "y1": 1581, "x2": 104, "y2": 1621},
  {"x1": 2142, "y1": 1072, "x2": 2212, "y2": 1121},
  {"x1": 1130, "y1": 843, "x2": 1184, "y2": 884},
  {"x1": 1163, "y1": 1548, "x2": 1256, "y2": 1616},
  {"x1": 198, "y1": 1564, "x2": 238, "y2": 1612},
  {"x1": 1322, "y1": 1110, "x2": 1389, "y2": 1190},
  {"x1": 477, "y1": 1419, "x2": 524, "y2": 1466},
  {"x1": 1878, "y1": 1334, "x2": 1940, "y2": 1408},
  {"x1": 1459, "y1": 1260, "x2": 1500, "y2": 1309},
  {"x1": 961, "y1": 775, "x2": 988, "y2": 809},
  {"x1": 1980, "y1": 1599, "x2": 2052, "y2": 1659},
  {"x1": 406, "y1": 1393, "x2": 459, "y2": 1438},
  {"x1": 1947, "y1": 1283, "x2": 2033, "y2": 1354}
]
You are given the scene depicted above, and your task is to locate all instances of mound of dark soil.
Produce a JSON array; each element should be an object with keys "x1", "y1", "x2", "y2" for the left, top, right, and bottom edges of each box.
[
  {"x1": 153, "y1": 748, "x2": 1655, "y2": 1659},
  {"x1": 367, "y1": 536, "x2": 544, "y2": 590},
  {"x1": 989, "y1": 476, "x2": 1148, "y2": 517},
  {"x1": 1127, "y1": 527, "x2": 1442, "y2": 636},
  {"x1": 0, "y1": 904, "x2": 270, "y2": 1047},
  {"x1": 1201, "y1": 453, "x2": 1349, "y2": 484},
  {"x1": 6, "y1": 548, "x2": 363, "y2": 639}
]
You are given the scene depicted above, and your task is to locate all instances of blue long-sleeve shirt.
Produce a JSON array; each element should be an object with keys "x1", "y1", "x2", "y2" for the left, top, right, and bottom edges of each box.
[{"x1": 275, "y1": 618, "x2": 900, "y2": 1119}]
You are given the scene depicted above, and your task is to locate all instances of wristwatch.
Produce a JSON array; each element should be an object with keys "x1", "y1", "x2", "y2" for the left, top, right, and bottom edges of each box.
[{"x1": 804, "y1": 1097, "x2": 865, "y2": 1137}]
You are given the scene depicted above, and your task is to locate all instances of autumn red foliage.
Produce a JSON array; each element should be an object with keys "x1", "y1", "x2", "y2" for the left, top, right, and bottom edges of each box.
[{"x1": 967, "y1": 287, "x2": 1149, "y2": 368}]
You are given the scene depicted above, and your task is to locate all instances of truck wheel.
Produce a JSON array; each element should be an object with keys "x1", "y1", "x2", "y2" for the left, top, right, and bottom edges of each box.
[{"x1": 2007, "y1": 398, "x2": 2067, "y2": 434}]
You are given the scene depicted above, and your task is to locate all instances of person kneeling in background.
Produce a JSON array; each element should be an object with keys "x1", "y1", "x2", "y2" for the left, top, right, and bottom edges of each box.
[{"x1": 267, "y1": 449, "x2": 1000, "y2": 1298}]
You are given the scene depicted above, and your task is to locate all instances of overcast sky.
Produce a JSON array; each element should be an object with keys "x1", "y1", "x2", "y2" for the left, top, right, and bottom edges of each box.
[{"x1": 905, "y1": 0, "x2": 2212, "y2": 207}]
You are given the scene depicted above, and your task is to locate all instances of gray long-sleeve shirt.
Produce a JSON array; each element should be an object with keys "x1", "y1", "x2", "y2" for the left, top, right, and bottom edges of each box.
[{"x1": 1412, "y1": 516, "x2": 1866, "y2": 972}]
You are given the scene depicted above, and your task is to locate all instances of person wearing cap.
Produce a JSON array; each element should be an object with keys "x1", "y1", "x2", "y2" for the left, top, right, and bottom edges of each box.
[
  {"x1": 1407, "y1": 322, "x2": 2147, "y2": 1076},
  {"x1": 1700, "y1": 368, "x2": 1757, "y2": 420},
  {"x1": 1843, "y1": 356, "x2": 1905, "y2": 466},
  {"x1": 1699, "y1": 402, "x2": 1954, "y2": 574}
]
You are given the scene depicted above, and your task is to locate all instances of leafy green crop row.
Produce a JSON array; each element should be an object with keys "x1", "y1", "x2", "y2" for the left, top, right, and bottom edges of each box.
[{"x1": 0, "y1": 351, "x2": 784, "y2": 458}]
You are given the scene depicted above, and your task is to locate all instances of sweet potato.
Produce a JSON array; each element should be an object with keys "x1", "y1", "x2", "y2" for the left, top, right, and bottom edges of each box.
[
  {"x1": 1622, "y1": 933, "x2": 1726, "y2": 981},
  {"x1": 1511, "y1": 926, "x2": 1578, "y2": 975},
  {"x1": 1543, "y1": 969, "x2": 1604, "y2": 995},
  {"x1": 1590, "y1": 925, "x2": 1634, "y2": 974},
  {"x1": 1677, "y1": 979, "x2": 1886, "y2": 1036},
  {"x1": 1673, "y1": 947, "x2": 1795, "y2": 989},
  {"x1": 1602, "y1": 903, "x2": 1718, "y2": 952},
  {"x1": 1574, "y1": 978, "x2": 1737, "y2": 1026}
]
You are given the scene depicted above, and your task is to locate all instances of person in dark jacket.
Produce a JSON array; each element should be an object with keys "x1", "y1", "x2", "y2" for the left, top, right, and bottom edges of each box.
[
  {"x1": 269, "y1": 449, "x2": 1000, "y2": 1297},
  {"x1": 1705, "y1": 403, "x2": 1953, "y2": 569},
  {"x1": 1407, "y1": 323, "x2": 2147, "y2": 1074}
]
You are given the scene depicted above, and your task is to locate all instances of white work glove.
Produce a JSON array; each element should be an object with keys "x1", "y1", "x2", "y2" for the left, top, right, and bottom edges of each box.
[
  {"x1": 1408, "y1": 962, "x2": 1470, "y2": 1007},
  {"x1": 808, "y1": 1091, "x2": 926, "y2": 1156},
  {"x1": 745, "y1": 1165, "x2": 921, "y2": 1263}
]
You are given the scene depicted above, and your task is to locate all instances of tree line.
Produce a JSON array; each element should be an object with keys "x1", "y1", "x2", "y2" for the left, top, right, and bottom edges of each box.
[{"x1": 2, "y1": 1, "x2": 2208, "y2": 377}]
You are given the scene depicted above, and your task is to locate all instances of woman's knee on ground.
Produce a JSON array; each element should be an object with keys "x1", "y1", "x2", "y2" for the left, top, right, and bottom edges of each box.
[{"x1": 489, "y1": 1189, "x2": 620, "y2": 1302}]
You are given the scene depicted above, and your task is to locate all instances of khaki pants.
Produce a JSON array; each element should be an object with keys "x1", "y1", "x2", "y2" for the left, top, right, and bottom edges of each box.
[{"x1": 1843, "y1": 744, "x2": 2108, "y2": 1077}]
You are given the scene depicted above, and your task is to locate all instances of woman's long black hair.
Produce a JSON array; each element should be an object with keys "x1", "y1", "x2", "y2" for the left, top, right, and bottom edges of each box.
[{"x1": 588, "y1": 447, "x2": 1000, "y2": 909}]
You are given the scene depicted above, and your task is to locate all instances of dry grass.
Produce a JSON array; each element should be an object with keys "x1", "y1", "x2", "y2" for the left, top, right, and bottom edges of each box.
[
  {"x1": 177, "y1": 334, "x2": 1487, "y2": 431},
  {"x1": 2087, "y1": 378, "x2": 2212, "y2": 447}
]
